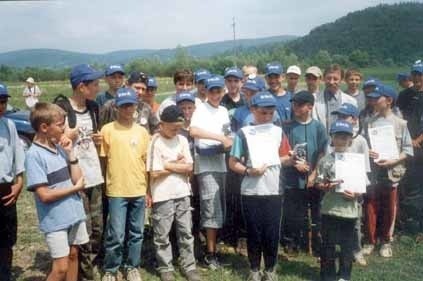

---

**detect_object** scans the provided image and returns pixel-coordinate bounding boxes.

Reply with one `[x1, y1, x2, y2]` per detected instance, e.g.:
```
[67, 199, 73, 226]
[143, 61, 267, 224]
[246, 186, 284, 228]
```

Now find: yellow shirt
[100, 121, 150, 197]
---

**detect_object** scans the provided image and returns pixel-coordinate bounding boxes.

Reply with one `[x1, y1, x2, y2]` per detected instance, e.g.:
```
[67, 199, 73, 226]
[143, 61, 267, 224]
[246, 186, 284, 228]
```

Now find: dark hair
[127, 72, 148, 86]
[324, 64, 344, 79]
[173, 69, 194, 85]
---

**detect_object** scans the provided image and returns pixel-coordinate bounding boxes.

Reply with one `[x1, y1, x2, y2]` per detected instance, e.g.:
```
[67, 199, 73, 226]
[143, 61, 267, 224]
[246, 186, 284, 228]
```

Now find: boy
[190, 75, 232, 269]
[147, 105, 201, 281]
[96, 65, 125, 107]
[221, 66, 245, 116]
[313, 64, 357, 134]
[265, 62, 291, 122]
[397, 73, 413, 90]
[145, 76, 160, 114]
[316, 120, 363, 281]
[0, 83, 25, 281]
[345, 69, 366, 112]
[55, 64, 104, 281]
[100, 88, 150, 281]
[282, 91, 328, 256]
[286, 65, 302, 95]
[362, 85, 413, 258]
[229, 92, 292, 281]
[305, 66, 323, 97]
[26, 102, 88, 281]
[193, 69, 211, 102]
[242, 65, 258, 82]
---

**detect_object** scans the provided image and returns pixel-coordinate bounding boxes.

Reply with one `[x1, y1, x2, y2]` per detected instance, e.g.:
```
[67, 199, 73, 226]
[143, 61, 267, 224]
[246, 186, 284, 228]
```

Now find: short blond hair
[30, 102, 66, 132]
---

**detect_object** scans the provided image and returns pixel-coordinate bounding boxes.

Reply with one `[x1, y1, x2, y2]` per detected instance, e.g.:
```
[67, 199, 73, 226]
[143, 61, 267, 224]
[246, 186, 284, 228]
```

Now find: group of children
[0, 59, 422, 281]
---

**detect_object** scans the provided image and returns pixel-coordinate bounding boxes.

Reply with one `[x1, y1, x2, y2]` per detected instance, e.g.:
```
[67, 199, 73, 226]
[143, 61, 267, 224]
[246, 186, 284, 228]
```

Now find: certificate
[335, 152, 366, 194]
[368, 125, 399, 161]
[243, 124, 281, 168]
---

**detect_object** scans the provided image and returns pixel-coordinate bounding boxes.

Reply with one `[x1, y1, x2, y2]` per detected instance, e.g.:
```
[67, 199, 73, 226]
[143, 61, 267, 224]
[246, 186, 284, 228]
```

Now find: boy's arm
[164, 161, 193, 174]
[34, 179, 85, 204]
[59, 136, 83, 184]
[190, 126, 232, 148]
[2, 173, 24, 206]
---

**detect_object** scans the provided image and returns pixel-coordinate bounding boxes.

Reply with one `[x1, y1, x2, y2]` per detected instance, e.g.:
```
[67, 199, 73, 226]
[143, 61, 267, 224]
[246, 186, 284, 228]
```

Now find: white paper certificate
[243, 124, 281, 168]
[368, 125, 399, 161]
[335, 152, 366, 194]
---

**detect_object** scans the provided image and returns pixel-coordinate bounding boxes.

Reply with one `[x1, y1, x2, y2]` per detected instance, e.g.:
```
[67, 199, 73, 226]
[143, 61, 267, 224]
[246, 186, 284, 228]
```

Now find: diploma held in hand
[369, 125, 399, 162]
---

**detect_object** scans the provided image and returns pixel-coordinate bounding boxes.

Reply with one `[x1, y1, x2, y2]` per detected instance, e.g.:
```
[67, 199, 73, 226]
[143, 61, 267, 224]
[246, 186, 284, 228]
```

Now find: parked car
[5, 104, 34, 151]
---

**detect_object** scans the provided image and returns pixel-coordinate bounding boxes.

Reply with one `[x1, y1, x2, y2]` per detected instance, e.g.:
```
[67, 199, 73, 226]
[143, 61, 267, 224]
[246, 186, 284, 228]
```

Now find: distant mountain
[0, 35, 297, 68]
[286, 3, 423, 64]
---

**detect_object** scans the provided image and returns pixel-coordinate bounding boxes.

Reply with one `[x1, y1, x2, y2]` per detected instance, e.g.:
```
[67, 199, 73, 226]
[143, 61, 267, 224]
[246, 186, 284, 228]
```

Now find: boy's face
[265, 74, 283, 92]
[143, 87, 157, 104]
[372, 96, 392, 113]
[207, 88, 223, 107]
[225, 76, 242, 95]
[251, 107, 275, 124]
[117, 103, 137, 121]
[324, 70, 342, 94]
[292, 101, 312, 117]
[305, 74, 320, 91]
[346, 74, 361, 92]
[243, 88, 257, 104]
[175, 79, 194, 94]
[160, 121, 183, 139]
[43, 115, 66, 143]
[0, 97, 8, 117]
[332, 133, 352, 151]
[129, 82, 147, 100]
[79, 79, 100, 100]
[106, 73, 124, 91]
[412, 72, 423, 91]
[178, 101, 195, 122]
[286, 73, 300, 89]
[196, 81, 207, 97]
[398, 79, 411, 89]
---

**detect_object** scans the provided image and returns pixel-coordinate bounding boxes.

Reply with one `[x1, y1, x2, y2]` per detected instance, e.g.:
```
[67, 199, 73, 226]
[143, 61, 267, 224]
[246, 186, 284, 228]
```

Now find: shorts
[45, 221, 89, 259]
[197, 172, 226, 229]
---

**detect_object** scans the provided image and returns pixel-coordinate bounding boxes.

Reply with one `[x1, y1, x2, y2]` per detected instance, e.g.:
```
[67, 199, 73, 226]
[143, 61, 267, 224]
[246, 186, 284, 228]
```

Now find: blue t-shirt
[282, 119, 328, 189]
[268, 89, 292, 122]
[25, 143, 86, 233]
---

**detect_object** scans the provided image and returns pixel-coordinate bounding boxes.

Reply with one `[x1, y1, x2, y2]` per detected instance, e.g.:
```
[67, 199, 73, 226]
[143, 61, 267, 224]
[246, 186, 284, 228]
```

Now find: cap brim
[242, 85, 260, 92]
[366, 92, 381, 98]
[176, 98, 195, 104]
[224, 74, 243, 79]
[85, 71, 104, 81]
[207, 84, 224, 91]
[331, 130, 353, 135]
[253, 102, 276, 107]
[265, 71, 282, 77]
[0, 94, 11, 98]
[106, 70, 125, 76]
[116, 100, 138, 107]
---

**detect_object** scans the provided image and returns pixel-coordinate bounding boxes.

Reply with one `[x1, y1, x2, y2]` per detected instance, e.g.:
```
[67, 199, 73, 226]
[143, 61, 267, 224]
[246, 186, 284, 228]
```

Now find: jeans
[241, 195, 283, 271]
[103, 196, 145, 273]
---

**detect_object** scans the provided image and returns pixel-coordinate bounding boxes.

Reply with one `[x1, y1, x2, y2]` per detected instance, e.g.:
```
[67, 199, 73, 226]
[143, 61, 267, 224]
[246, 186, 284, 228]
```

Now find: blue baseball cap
[70, 64, 104, 88]
[115, 87, 138, 107]
[362, 77, 381, 89]
[411, 60, 423, 74]
[330, 120, 353, 135]
[105, 64, 125, 76]
[397, 72, 411, 81]
[147, 76, 158, 88]
[265, 62, 283, 76]
[194, 69, 211, 83]
[331, 103, 359, 118]
[366, 85, 397, 102]
[224, 67, 243, 79]
[251, 91, 277, 107]
[176, 91, 195, 104]
[0, 83, 10, 98]
[206, 75, 225, 90]
[242, 77, 261, 92]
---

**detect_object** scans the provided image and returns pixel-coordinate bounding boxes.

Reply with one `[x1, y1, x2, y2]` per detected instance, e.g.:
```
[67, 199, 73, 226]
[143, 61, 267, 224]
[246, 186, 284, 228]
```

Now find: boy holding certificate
[316, 120, 362, 281]
[229, 91, 292, 281]
[362, 85, 413, 258]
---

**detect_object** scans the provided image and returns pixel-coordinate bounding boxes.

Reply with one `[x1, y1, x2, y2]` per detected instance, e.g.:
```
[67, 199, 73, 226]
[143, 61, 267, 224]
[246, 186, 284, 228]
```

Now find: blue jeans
[103, 196, 145, 273]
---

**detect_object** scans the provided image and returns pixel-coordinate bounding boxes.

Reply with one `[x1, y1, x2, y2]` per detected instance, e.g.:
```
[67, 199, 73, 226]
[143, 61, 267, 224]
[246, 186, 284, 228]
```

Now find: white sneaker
[354, 251, 367, 266]
[102, 272, 116, 281]
[379, 243, 393, 258]
[126, 268, 143, 281]
[361, 244, 375, 255]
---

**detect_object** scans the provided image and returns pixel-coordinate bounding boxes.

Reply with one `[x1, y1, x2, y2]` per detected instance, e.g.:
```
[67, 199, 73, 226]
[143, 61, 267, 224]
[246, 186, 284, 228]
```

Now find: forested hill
[286, 2, 423, 64]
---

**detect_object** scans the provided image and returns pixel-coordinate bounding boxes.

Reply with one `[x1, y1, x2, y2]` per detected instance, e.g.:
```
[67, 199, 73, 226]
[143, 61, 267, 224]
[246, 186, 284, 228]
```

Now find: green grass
[13, 189, 423, 281]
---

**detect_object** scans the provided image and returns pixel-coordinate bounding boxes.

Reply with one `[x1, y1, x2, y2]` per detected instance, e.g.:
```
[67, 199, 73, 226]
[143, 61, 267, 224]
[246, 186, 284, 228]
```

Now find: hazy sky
[0, 0, 406, 53]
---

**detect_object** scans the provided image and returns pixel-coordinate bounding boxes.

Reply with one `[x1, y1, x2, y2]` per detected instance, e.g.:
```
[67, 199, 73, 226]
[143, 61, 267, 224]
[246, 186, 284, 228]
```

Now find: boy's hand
[369, 150, 379, 159]
[91, 131, 103, 146]
[294, 161, 310, 173]
[248, 164, 268, 176]
[222, 137, 233, 150]
[307, 170, 317, 188]
[146, 194, 153, 208]
[59, 136, 73, 154]
[65, 126, 79, 142]
[342, 190, 356, 200]
[2, 182, 23, 206]
[74, 177, 85, 191]
[317, 180, 342, 191]
[375, 159, 397, 168]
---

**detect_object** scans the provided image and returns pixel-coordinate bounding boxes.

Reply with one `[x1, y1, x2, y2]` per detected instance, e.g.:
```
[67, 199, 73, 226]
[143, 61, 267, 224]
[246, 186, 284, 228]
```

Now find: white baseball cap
[26, 77, 35, 84]
[305, 66, 323, 78]
[286, 65, 301, 76]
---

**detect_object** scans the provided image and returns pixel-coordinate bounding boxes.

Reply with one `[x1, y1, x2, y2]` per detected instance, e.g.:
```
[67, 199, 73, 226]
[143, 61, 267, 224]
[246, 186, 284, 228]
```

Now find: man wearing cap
[286, 65, 302, 95]
[144, 76, 160, 114]
[305, 66, 323, 97]
[193, 69, 211, 103]
[53, 64, 105, 281]
[22, 77, 42, 108]
[0, 83, 25, 281]
[362, 84, 413, 258]
[265, 62, 292, 122]
[221, 66, 246, 116]
[96, 65, 126, 108]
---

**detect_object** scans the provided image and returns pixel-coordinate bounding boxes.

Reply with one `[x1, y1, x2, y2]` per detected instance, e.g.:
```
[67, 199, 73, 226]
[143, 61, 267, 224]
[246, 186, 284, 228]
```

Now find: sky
[0, 0, 407, 54]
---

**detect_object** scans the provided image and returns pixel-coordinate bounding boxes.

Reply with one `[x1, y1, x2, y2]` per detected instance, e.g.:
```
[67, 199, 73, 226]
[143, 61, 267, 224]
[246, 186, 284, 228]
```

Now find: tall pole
[232, 17, 237, 66]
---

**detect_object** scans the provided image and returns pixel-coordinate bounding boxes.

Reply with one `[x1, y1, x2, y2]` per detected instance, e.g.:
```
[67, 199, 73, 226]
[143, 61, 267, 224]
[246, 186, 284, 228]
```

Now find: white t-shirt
[23, 85, 41, 108]
[72, 110, 104, 188]
[190, 102, 231, 174]
[147, 134, 193, 203]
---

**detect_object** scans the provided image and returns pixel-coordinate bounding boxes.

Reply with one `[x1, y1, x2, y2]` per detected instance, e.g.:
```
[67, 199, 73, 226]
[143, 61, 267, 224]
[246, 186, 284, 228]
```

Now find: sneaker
[101, 272, 116, 281]
[184, 269, 201, 281]
[379, 243, 393, 258]
[361, 244, 375, 256]
[354, 251, 367, 266]
[247, 270, 261, 281]
[263, 270, 278, 281]
[204, 254, 221, 271]
[160, 271, 175, 281]
[126, 268, 142, 281]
